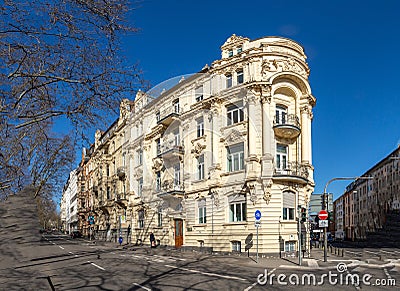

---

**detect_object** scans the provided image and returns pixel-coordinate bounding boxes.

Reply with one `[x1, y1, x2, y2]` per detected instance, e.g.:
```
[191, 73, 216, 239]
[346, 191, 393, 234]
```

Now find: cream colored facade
[77, 34, 316, 255]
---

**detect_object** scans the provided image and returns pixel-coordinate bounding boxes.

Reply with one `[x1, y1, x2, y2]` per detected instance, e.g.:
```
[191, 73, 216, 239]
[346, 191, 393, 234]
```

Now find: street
[5, 233, 399, 290]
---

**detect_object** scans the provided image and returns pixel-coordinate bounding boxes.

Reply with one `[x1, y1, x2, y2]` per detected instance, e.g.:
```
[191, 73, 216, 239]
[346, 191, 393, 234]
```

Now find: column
[260, 85, 273, 178]
[301, 105, 312, 164]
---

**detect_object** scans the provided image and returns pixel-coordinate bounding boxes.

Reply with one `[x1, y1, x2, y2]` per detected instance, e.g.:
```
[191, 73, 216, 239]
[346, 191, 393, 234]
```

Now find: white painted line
[59, 246, 65, 250]
[132, 283, 151, 291]
[383, 268, 392, 279]
[87, 261, 105, 271]
[244, 268, 276, 291]
[165, 264, 246, 281]
[154, 255, 186, 261]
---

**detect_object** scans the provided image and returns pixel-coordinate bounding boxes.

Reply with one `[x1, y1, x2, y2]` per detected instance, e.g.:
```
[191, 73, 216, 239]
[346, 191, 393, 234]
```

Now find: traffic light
[301, 207, 307, 223]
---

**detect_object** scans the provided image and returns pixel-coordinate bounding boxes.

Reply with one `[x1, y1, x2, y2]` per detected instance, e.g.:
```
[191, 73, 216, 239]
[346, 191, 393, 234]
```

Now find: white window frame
[226, 74, 232, 88]
[232, 241, 241, 252]
[229, 195, 246, 222]
[282, 191, 295, 221]
[137, 149, 143, 166]
[174, 164, 181, 187]
[173, 99, 180, 113]
[285, 241, 296, 252]
[197, 118, 204, 137]
[227, 143, 244, 172]
[174, 130, 180, 146]
[197, 154, 205, 180]
[276, 144, 288, 171]
[236, 70, 243, 84]
[276, 105, 287, 125]
[198, 199, 206, 224]
[226, 103, 244, 126]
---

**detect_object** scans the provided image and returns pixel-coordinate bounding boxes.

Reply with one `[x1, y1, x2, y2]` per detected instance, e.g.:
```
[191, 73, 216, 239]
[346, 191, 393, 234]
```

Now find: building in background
[334, 146, 400, 241]
[60, 169, 78, 234]
[65, 34, 317, 255]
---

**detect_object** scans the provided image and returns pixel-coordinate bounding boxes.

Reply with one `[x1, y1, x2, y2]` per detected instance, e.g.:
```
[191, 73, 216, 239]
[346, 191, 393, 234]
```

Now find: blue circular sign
[255, 210, 261, 220]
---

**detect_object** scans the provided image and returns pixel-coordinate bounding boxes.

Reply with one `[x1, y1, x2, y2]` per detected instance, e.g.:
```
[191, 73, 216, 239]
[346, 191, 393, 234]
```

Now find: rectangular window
[226, 103, 244, 126]
[276, 144, 288, 170]
[229, 196, 246, 222]
[228, 50, 233, 57]
[232, 241, 241, 252]
[137, 149, 143, 166]
[226, 74, 232, 88]
[227, 143, 244, 172]
[138, 210, 144, 229]
[174, 130, 180, 146]
[285, 241, 296, 252]
[197, 154, 205, 180]
[198, 199, 206, 224]
[173, 99, 180, 113]
[276, 106, 287, 124]
[195, 86, 203, 102]
[197, 118, 204, 137]
[157, 208, 163, 227]
[237, 70, 243, 84]
[138, 177, 143, 197]
[156, 111, 160, 122]
[237, 47, 242, 54]
[282, 191, 295, 221]
[156, 171, 161, 192]
[174, 164, 181, 187]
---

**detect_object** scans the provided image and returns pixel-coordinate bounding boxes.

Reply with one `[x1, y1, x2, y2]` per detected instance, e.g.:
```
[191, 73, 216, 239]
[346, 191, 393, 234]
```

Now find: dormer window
[237, 47, 242, 54]
[228, 49, 233, 57]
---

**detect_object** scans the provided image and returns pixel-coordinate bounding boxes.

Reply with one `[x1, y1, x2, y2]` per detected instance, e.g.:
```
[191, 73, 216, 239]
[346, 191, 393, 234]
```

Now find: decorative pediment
[221, 34, 250, 50]
[221, 129, 245, 146]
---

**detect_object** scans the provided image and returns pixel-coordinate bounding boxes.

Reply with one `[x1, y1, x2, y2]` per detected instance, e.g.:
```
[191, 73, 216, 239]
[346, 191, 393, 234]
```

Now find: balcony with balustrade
[273, 161, 309, 184]
[273, 114, 301, 139]
[157, 140, 184, 159]
[157, 106, 181, 126]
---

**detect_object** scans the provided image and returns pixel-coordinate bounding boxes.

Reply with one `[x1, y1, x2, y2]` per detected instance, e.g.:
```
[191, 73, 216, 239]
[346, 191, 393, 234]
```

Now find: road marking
[244, 268, 276, 291]
[164, 264, 247, 281]
[132, 283, 151, 290]
[306, 259, 319, 268]
[153, 254, 186, 261]
[87, 261, 105, 271]
[59, 246, 65, 250]
[383, 268, 392, 279]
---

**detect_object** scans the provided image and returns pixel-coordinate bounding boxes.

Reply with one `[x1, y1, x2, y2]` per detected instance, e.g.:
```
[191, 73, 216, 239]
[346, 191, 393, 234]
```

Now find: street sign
[254, 220, 261, 227]
[255, 210, 261, 221]
[318, 210, 328, 220]
[319, 220, 328, 228]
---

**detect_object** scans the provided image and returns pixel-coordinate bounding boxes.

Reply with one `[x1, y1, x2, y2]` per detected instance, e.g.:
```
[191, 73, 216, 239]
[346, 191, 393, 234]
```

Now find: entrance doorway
[174, 219, 183, 248]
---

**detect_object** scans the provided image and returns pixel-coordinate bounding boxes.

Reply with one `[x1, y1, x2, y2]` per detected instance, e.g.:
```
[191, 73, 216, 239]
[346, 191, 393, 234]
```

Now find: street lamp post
[323, 176, 373, 262]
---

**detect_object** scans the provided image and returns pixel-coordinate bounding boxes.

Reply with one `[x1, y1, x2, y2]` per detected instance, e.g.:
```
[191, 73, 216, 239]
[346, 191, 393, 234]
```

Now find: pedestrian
[150, 232, 156, 248]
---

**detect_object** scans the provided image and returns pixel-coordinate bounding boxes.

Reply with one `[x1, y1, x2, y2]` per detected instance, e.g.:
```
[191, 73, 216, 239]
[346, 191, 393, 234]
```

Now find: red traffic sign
[318, 210, 328, 220]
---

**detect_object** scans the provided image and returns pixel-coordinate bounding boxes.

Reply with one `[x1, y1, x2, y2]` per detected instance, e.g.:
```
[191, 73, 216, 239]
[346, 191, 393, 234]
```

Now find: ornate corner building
[71, 34, 316, 255]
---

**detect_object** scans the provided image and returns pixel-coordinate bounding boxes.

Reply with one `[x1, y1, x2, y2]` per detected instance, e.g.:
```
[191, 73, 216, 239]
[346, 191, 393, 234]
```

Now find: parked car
[71, 230, 82, 239]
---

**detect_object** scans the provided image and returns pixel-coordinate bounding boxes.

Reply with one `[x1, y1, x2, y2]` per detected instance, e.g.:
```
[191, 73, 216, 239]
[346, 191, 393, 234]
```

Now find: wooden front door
[174, 219, 183, 248]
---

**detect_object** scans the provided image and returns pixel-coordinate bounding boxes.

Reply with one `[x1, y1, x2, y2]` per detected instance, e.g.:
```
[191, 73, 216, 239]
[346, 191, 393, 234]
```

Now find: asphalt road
[1, 191, 399, 290]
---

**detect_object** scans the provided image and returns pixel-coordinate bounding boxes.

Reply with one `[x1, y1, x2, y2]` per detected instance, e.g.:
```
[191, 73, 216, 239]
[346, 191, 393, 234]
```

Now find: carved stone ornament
[261, 58, 308, 78]
[222, 129, 244, 146]
[262, 180, 273, 204]
[191, 141, 206, 157]
[211, 189, 220, 207]
[247, 183, 257, 205]
[152, 157, 163, 172]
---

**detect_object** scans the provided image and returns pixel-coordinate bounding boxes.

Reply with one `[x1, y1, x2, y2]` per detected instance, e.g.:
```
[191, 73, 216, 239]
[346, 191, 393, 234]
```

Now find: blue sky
[117, 0, 400, 200]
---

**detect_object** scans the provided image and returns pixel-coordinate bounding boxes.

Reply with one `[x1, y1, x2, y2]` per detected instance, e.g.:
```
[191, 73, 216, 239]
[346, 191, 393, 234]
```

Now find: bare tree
[0, 0, 145, 197]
